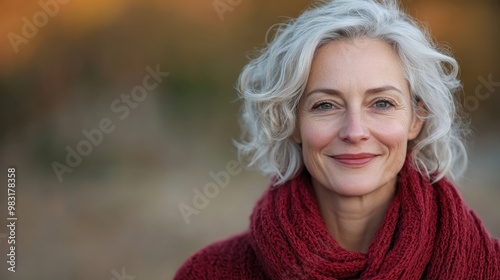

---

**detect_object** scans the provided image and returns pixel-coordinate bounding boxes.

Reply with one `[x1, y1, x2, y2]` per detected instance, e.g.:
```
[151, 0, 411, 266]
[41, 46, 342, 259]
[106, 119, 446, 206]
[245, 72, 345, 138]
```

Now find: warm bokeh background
[0, 0, 499, 279]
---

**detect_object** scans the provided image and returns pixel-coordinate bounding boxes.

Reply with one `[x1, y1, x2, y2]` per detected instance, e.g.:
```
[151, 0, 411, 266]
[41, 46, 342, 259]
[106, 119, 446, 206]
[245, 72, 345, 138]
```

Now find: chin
[317, 169, 390, 197]
[329, 180, 379, 197]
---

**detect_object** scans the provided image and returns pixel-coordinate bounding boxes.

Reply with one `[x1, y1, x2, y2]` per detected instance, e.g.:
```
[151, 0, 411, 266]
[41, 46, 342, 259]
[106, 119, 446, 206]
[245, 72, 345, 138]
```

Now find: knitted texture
[174, 159, 500, 279]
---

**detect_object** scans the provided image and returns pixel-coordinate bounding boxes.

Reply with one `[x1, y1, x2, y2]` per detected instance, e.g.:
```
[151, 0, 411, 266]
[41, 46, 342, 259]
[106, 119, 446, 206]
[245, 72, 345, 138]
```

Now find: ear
[408, 100, 425, 141]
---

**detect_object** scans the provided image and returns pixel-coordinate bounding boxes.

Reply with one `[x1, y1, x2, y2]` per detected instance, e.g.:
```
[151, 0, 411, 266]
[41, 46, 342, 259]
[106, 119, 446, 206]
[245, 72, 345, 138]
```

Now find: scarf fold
[249, 159, 500, 279]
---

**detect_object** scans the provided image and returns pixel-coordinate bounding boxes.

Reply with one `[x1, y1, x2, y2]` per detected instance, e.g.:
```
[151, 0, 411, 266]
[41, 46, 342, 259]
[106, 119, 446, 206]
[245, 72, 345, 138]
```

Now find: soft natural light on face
[294, 38, 423, 197]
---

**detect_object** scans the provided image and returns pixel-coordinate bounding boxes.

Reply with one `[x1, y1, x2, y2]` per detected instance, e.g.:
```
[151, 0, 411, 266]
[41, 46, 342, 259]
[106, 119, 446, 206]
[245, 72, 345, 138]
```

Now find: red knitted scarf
[175, 159, 500, 279]
[250, 160, 500, 279]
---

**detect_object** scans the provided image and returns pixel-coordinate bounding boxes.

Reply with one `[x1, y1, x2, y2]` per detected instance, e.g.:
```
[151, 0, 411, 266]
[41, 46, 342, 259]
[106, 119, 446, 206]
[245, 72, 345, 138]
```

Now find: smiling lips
[331, 153, 377, 167]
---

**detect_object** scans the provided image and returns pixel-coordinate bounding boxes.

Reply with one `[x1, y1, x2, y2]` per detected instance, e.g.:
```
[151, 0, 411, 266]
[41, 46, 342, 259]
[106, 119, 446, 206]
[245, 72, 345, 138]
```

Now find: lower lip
[333, 156, 375, 167]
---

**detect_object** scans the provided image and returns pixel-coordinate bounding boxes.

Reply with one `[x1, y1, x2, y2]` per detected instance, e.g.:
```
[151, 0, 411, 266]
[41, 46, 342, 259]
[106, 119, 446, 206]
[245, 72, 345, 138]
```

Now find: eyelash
[312, 101, 336, 111]
[372, 98, 395, 110]
[311, 98, 396, 111]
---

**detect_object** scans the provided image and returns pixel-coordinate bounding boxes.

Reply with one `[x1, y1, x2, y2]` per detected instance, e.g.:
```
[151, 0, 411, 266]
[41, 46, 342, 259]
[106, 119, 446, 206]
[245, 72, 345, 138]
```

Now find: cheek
[300, 119, 338, 151]
[370, 119, 410, 151]
[298, 114, 414, 153]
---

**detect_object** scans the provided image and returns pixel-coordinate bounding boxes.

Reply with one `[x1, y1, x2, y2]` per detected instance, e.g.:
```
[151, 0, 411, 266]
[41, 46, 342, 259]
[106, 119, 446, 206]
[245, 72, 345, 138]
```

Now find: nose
[338, 110, 370, 143]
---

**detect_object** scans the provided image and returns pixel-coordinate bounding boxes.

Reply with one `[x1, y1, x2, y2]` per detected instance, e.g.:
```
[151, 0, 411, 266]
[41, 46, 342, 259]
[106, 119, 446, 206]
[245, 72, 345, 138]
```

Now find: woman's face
[294, 38, 423, 197]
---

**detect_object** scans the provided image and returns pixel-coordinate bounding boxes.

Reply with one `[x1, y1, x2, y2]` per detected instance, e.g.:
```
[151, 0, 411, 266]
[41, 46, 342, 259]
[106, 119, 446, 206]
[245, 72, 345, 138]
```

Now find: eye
[372, 99, 394, 110]
[312, 102, 336, 111]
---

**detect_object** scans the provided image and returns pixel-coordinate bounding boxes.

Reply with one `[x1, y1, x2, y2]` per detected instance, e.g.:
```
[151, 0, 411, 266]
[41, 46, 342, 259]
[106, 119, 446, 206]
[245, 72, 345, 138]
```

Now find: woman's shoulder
[173, 230, 265, 279]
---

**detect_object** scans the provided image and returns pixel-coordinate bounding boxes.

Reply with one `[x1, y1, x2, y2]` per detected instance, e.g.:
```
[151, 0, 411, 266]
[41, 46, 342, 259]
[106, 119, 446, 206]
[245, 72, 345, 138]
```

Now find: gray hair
[235, 0, 468, 185]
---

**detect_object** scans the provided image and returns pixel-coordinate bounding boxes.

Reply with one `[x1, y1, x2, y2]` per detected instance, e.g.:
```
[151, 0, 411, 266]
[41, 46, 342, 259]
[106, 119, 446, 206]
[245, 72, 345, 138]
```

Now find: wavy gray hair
[235, 0, 468, 185]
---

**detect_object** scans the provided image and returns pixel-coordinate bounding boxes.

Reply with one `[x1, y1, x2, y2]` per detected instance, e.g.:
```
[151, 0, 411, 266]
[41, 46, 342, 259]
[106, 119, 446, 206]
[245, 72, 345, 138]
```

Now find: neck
[313, 178, 396, 253]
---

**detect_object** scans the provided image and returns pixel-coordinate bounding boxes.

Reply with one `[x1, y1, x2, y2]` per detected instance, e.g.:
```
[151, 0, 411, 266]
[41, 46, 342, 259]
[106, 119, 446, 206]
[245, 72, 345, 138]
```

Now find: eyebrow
[307, 85, 402, 97]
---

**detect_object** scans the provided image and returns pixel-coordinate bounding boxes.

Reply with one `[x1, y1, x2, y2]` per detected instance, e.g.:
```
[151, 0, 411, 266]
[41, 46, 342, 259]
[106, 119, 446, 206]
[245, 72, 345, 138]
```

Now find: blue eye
[373, 100, 393, 109]
[313, 102, 335, 110]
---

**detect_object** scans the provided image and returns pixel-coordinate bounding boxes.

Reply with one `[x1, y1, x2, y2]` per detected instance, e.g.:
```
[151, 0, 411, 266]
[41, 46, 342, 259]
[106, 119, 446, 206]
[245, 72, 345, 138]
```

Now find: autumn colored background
[0, 0, 499, 279]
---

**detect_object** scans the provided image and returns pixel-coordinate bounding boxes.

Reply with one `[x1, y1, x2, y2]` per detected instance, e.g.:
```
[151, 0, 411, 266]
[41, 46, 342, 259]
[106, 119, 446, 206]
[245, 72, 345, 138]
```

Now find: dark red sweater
[175, 231, 266, 279]
[175, 160, 500, 279]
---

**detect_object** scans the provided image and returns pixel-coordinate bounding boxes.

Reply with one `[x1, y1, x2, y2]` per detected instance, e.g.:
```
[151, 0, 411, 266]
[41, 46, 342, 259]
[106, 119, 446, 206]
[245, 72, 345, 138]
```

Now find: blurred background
[0, 0, 499, 279]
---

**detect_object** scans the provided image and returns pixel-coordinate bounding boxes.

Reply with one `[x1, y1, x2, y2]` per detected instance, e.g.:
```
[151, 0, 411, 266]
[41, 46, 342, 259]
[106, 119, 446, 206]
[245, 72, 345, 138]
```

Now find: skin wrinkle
[293, 38, 424, 253]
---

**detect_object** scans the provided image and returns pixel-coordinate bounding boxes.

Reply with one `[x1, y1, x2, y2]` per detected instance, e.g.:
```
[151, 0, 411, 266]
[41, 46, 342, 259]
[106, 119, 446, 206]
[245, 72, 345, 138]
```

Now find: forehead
[306, 38, 407, 92]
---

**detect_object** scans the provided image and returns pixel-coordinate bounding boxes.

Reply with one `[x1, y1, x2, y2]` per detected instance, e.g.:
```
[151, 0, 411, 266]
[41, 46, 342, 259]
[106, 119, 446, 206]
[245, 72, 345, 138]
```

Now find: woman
[175, 0, 500, 279]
